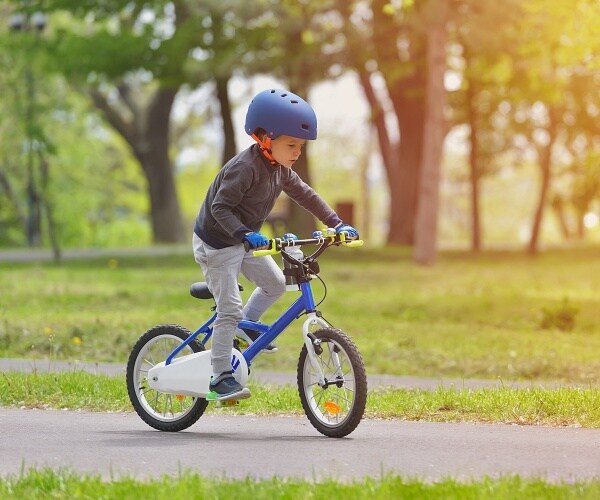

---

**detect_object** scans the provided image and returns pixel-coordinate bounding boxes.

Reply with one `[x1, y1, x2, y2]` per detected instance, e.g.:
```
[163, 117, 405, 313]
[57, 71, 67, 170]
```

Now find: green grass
[2, 248, 599, 495]
[1, 245, 600, 383]
[2, 371, 600, 427]
[1, 468, 600, 499]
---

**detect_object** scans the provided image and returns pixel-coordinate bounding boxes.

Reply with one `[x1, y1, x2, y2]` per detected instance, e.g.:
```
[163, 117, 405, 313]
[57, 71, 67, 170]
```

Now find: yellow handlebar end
[253, 248, 280, 257]
[343, 239, 364, 248]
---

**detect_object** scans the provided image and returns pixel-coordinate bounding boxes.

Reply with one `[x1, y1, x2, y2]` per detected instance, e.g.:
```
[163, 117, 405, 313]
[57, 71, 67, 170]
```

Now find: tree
[11, 0, 274, 243]
[0, 8, 61, 257]
[18, 0, 190, 242]
[453, 0, 523, 251]
[413, 0, 449, 265]
[507, 0, 600, 254]
[345, 0, 428, 246]
[243, 0, 351, 236]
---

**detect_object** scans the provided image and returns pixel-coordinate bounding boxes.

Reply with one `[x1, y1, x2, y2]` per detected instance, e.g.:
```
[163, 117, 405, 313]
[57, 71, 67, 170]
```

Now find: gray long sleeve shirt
[194, 144, 341, 249]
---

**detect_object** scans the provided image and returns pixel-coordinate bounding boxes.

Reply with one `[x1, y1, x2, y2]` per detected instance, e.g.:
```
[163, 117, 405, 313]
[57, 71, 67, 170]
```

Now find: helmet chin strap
[251, 133, 278, 166]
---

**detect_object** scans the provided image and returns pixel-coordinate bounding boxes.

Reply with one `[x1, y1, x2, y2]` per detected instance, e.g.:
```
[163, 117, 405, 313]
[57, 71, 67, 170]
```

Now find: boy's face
[270, 135, 306, 168]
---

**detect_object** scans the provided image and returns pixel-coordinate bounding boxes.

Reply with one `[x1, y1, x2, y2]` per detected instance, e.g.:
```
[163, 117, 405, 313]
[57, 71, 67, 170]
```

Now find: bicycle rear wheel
[297, 327, 367, 438]
[126, 324, 208, 432]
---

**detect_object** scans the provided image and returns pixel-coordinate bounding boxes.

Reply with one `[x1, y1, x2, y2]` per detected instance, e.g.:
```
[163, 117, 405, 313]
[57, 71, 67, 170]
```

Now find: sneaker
[209, 371, 251, 401]
[242, 328, 278, 353]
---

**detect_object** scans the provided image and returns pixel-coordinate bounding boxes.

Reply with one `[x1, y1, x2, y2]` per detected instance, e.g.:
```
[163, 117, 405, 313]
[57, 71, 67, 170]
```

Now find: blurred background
[0, 0, 598, 265]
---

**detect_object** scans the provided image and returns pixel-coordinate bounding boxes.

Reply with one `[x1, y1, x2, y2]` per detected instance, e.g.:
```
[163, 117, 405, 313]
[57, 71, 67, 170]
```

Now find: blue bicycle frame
[163, 233, 363, 369]
[165, 280, 317, 368]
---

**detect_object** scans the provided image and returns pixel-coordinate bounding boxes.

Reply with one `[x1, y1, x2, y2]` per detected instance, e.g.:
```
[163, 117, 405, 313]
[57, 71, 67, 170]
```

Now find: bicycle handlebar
[251, 231, 363, 257]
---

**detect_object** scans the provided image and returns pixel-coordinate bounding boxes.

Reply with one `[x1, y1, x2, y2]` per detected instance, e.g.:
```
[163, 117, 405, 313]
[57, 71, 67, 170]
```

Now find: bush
[539, 299, 579, 332]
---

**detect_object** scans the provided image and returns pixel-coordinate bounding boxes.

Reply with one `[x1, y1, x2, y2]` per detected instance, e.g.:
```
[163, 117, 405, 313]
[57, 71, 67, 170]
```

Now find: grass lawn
[1, 246, 600, 495]
[1, 245, 598, 383]
[2, 468, 600, 499]
[2, 371, 600, 427]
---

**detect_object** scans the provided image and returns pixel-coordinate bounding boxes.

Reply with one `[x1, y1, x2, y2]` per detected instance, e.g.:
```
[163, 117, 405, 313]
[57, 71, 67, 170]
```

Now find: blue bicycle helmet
[245, 89, 317, 140]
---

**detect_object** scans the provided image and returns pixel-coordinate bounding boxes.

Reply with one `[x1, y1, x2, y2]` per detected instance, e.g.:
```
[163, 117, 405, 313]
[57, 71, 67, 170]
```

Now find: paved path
[1, 408, 599, 482]
[0, 245, 190, 263]
[2, 358, 599, 482]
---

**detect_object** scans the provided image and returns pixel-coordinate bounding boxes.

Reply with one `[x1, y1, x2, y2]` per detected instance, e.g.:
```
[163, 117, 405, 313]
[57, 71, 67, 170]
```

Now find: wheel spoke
[298, 328, 366, 437]
[127, 326, 209, 432]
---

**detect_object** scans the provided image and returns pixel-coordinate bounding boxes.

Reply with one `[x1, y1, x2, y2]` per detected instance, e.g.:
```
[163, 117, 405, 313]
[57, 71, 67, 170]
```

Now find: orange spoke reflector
[176, 395, 186, 401]
[324, 401, 340, 414]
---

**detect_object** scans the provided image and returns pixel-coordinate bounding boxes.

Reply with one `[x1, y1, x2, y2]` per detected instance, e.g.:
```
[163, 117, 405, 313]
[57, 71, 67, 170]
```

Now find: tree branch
[88, 88, 135, 146]
[0, 167, 27, 226]
[117, 82, 139, 120]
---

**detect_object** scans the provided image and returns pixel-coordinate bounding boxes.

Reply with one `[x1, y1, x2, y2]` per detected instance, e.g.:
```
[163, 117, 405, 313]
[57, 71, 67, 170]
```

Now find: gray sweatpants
[192, 233, 286, 375]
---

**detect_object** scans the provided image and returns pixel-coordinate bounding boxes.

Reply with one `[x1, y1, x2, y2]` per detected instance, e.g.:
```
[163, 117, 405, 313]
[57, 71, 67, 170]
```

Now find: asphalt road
[1, 408, 599, 482]
[2, 358, 598, 482]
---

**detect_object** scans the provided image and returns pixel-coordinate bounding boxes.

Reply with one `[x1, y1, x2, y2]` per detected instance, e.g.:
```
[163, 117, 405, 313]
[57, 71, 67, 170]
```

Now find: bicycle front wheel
[297, 327, 367, 438]
[126, 324, 209, 432]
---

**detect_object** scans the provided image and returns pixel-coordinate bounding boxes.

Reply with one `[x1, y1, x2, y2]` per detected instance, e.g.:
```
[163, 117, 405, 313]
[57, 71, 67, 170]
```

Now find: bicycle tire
[297, 327, 367, 438]
[126, 324, 209, 432]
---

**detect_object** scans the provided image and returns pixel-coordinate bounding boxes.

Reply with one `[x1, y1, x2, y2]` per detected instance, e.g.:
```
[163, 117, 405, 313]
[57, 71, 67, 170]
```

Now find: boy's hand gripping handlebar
[249, 230, 363, 257]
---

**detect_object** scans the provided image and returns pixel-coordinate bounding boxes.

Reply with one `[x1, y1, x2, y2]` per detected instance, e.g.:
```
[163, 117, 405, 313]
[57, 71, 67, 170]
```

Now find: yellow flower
[72, 336, 82, 346]
[44, 326, 53, 336]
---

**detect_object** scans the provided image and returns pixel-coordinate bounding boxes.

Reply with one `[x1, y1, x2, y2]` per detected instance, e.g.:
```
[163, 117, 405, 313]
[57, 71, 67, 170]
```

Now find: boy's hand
[243, 231, 269, 250]
[335, 223, 359, 240]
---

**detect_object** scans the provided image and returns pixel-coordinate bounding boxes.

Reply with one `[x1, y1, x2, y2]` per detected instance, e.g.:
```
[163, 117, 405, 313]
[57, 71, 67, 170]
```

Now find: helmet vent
[301, 123, 309, 130]
[281, 93, 288, 97]
[291, 100, 298, 104]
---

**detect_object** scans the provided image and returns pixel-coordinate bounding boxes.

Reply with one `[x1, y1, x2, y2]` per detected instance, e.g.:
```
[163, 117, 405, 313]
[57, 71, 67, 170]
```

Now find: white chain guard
[148, 348, 248, 398]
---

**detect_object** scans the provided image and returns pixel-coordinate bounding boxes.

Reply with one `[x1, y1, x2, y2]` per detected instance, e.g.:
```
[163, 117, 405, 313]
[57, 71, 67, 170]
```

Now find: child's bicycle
[126, 229, 367, 438]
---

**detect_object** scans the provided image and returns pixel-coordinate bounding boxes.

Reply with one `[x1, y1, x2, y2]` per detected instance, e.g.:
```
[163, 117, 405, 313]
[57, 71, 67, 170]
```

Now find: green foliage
[539, 299, 579, 332]
[1, 0, 599, 250]
[0, 5, 152, 249]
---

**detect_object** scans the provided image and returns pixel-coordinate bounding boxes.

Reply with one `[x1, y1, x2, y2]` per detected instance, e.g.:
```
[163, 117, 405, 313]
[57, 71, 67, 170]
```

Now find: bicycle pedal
[234, 336, 250, 350]
[215, 399, 240, 408]
[206, 389, 250, 403]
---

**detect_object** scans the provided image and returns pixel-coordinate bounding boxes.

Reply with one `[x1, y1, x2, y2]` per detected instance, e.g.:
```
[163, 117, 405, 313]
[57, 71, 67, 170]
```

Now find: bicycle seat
[190, 282, 244, 300]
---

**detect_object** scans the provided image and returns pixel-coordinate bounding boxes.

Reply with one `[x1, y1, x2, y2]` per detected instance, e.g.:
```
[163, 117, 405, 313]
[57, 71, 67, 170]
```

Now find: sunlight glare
[583, 212, 599, 229]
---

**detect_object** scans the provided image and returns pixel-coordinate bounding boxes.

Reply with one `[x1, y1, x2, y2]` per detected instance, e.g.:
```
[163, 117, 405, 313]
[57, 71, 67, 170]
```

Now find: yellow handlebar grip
[342, 239, 364, 248]
[253, 247, 280, 257]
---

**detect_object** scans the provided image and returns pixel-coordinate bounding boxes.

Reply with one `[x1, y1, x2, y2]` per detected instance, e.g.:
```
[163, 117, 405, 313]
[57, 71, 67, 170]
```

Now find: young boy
[193, 88, 358, 401]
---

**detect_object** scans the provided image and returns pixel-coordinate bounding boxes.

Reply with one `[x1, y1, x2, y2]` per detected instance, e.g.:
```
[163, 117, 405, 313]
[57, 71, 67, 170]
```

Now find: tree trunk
[135, 88, 184, 243]
[287, 145, 317, 237]
[360, 128, 373, 240]
[215, 75, 237, 164]
[414, 2, 448, 265]
[371, 0, 427, 246]
[91, 85, 185, 244]
[394, 99, 425, 246]
[356, 69, 398, 242]
[356, 62, 426, 247]
[527, 107, 557, 255]
[39, 153, 61, 263]
[287, 82, 316, 237]
[466, 79, 482, 251]
[550, 195, 571, 240]
[0, 168, 27, 229]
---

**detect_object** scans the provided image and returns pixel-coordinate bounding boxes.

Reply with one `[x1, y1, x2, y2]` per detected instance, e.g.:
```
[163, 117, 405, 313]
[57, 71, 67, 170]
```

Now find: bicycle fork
[301, 313, 330, 387]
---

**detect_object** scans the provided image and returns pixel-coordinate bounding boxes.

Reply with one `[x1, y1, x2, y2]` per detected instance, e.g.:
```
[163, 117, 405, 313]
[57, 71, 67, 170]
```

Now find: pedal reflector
[216, 399, 240, 408]
[324, 401, 340, 414]
[176, 395, 186, 401]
